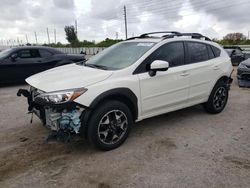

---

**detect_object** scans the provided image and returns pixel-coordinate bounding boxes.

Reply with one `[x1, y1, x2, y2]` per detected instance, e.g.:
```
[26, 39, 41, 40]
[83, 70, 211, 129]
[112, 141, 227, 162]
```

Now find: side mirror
[149, 60, 169, 77]
[10, 54, 18, 61]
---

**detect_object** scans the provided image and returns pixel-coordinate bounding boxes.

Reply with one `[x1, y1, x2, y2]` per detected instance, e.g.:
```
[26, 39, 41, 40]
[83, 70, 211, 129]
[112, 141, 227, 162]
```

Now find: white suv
[18, 32, 233, 150]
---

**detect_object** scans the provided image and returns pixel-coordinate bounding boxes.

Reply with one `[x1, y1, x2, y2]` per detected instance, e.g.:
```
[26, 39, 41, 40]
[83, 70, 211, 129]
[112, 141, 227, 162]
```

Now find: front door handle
[180, 71, 189, 76]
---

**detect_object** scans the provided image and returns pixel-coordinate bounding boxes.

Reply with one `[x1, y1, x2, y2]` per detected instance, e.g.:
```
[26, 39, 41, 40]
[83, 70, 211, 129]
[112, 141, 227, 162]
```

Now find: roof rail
[126, 31, 181, 40]
[126, 31, 211, 41]
[140, 31, 181, 38]
[177, 33, 211, 41]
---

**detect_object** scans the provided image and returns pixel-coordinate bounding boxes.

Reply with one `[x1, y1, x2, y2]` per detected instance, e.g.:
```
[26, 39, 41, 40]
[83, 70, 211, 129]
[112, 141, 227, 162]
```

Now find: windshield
[0, 48, 14, 59]
[85, 42, 155, 70]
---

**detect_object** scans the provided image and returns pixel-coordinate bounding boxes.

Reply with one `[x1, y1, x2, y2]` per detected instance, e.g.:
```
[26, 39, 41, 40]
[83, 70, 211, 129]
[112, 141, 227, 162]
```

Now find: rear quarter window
[211, 46, 221, 57]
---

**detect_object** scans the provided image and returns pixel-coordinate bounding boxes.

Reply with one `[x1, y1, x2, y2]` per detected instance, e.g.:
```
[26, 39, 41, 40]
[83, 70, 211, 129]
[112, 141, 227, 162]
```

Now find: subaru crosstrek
[18, 32, 233, 150]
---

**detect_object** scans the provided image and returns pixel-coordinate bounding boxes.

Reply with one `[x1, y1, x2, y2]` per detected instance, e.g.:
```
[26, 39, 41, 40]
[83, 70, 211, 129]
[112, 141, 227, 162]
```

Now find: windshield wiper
[85, 63, 110, 70]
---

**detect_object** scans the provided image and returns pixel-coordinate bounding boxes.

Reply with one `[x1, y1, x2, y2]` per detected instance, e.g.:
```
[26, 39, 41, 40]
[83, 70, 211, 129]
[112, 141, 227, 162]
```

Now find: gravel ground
[0, 70, 249, 188]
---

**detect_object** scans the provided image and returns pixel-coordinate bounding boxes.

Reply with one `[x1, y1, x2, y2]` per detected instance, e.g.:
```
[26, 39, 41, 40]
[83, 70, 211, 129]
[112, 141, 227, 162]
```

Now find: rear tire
[87, 100, 133, 150]
[203, 80, 229, 114]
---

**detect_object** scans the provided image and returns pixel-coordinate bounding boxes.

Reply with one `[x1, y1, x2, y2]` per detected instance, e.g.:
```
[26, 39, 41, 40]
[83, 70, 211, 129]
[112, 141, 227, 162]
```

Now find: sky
[0, 0, 249, 45]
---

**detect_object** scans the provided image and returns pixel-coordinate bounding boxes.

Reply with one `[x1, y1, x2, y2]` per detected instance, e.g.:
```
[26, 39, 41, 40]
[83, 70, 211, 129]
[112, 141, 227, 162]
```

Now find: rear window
[39, 49, 53, 57]
[211, 46, 221, 57]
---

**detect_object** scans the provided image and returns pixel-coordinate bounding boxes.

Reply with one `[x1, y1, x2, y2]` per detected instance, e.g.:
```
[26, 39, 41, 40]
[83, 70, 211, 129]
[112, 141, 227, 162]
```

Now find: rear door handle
[180, 71, 189, 77]
[213, 65, 219, 70]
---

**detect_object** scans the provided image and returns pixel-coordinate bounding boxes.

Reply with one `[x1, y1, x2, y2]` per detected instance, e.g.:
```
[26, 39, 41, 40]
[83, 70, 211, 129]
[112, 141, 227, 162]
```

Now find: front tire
[87, 100, 133, 150]
[203, 81, 229, 114]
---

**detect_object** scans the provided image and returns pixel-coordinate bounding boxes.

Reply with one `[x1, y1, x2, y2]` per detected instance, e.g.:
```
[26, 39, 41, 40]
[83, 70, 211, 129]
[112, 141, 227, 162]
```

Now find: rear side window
[211, 46, 221, 57]
[186, 42, 209, 63]
[39, 49, 53, 58]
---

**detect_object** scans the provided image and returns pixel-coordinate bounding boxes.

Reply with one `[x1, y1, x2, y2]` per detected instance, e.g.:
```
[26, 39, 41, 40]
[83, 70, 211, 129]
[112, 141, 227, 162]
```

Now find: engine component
[45, 107, 84, 133]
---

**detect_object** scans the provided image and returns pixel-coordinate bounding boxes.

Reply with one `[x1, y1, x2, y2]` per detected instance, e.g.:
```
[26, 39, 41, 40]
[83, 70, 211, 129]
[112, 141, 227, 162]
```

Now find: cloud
[0, 0, 249, 45]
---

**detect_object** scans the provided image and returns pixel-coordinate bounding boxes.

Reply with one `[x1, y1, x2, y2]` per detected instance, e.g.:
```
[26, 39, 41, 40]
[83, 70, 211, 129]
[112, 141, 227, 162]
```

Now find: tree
[96, 38, 123, 47]
[64, 25, 79, 46]
[223, 33, 246, 41]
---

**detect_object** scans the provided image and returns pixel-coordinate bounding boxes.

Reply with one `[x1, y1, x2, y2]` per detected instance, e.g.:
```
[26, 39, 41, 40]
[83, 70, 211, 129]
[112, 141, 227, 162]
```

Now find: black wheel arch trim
[80, 88, 138, 139]
[89, 88, 138, 120]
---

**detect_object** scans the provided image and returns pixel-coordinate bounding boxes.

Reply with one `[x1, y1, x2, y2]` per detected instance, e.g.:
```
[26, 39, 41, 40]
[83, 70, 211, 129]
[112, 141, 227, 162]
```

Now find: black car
[237, 58, 250, 87]
[224, 48, 246, 66]
[0, 46, 85, 84]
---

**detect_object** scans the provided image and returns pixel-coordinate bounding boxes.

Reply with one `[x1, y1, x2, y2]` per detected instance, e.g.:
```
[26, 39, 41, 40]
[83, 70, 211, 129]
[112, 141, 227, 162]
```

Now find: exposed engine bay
[17, 87, 85, 141]
[44, 107, 84, 133]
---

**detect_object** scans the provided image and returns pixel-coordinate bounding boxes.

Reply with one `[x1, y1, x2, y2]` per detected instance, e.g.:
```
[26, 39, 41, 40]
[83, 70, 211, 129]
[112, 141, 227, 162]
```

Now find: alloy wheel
[98, 110, 128, 145]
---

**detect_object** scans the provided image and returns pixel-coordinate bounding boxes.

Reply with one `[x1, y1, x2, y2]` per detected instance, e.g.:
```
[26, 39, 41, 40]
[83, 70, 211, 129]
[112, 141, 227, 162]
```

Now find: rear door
[184, 41, 220, 105]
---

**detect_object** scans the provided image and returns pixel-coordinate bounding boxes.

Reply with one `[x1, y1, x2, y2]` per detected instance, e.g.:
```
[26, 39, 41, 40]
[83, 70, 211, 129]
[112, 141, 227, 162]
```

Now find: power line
[125, 0, 248, 18]
[125, 0, 249, 23]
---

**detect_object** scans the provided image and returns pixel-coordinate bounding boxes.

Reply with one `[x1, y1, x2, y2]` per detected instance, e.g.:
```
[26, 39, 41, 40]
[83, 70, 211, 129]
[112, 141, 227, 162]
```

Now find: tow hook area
[17, 89, 30, 97]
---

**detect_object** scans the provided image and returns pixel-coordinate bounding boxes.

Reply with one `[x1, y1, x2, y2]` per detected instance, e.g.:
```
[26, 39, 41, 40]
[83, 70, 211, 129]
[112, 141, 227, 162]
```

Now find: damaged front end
[17, 87, 87, 141]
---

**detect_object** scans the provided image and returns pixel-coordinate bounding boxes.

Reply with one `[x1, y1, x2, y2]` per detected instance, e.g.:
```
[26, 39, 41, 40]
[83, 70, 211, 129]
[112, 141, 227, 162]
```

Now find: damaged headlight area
[33, 88, 87, 134]
[36, 88, 87, 104]
[18, 87, 87, 140]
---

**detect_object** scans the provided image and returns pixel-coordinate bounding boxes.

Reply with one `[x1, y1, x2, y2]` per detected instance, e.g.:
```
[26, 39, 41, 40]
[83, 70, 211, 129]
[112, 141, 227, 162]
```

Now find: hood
[241, 58, 250, 66]
[26, 64, 113, 92]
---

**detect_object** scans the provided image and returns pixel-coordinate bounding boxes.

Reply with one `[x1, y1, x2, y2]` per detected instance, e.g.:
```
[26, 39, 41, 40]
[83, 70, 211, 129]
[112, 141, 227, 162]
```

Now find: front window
[85, 42, 155, 70]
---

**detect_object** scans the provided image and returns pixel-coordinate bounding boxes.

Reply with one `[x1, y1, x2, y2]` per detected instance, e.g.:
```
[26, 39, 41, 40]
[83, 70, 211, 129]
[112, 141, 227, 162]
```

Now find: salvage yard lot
[0, 70, 250, 188]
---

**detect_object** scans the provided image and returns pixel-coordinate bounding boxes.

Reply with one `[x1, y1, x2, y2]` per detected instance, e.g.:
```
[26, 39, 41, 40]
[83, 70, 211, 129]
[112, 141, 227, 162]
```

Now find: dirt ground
[0, 71, 249, 188]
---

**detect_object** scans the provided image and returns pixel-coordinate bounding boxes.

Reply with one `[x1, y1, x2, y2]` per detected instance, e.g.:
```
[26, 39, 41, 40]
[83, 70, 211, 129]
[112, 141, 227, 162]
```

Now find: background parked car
[224, 47, 246, 66]
[0, 46, 85, 84]
[237, 58, 250, 87]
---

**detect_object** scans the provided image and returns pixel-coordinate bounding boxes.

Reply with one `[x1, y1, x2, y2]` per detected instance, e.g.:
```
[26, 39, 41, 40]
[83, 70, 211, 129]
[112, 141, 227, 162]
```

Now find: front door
[137, 42, 190, 118]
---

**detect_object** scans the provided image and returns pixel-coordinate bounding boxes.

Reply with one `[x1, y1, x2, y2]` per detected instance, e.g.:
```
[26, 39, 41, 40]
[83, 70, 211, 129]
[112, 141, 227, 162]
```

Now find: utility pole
[124, 5, 128, 39]
[75, 20, 78, 38]
[34, 32, 38, 44]
[46, 27, 50, 44]
[248, 31, 250, 40]
[54, 29, 57, 44]
[25, 34, 29, 44]
[116, 32, 118, 40]
[17, 37, 20, 45]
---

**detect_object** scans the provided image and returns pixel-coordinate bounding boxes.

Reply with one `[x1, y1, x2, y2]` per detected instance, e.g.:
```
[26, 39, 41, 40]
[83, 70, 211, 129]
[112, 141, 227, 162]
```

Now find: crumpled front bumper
[17, 88, 85, 134]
